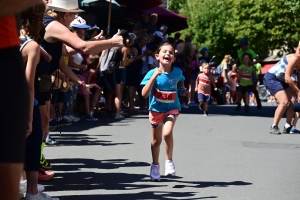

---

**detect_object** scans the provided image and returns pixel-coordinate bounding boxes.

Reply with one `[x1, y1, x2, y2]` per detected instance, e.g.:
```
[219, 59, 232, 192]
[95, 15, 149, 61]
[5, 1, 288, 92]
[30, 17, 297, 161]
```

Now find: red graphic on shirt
[199, 77, 210, 85]
[242, 74, 251, 79]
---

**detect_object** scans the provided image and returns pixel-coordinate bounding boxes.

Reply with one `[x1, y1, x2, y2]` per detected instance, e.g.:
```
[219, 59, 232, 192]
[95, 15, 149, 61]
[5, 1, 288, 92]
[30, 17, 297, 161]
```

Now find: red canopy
[262, 64, 274, 74]
[143, 7, 188, 33]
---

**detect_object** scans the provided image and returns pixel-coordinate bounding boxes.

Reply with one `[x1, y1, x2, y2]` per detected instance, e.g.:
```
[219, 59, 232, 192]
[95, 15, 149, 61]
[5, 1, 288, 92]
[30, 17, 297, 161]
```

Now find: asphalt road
[43, 103, 300, 200]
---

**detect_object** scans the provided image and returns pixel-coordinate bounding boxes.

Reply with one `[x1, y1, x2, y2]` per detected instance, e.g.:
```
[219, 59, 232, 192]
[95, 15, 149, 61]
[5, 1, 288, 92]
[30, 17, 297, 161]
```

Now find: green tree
[168, 0, 186, 13]
[170, 0, 300, 62]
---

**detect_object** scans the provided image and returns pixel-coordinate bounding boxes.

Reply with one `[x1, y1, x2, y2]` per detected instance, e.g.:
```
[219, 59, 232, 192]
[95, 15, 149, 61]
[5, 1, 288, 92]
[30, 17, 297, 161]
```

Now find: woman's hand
[110, 29, 123, 47]
[26, 121, 32, 137]
[83, 83, 101, 94]
[94, 30, 105, 40]
[153, 67, 163, 78]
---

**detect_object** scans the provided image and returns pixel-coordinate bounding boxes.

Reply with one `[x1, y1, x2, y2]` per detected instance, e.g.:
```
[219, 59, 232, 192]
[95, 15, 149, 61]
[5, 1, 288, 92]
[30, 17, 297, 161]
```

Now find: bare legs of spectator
[105, 89, 115, 113]
[128, 86, 138, 112]
[0, 163, 23, 200]
[188, 78, 196, 104]
[292, 112, 300, 130]
[115, 84, 124, 118]
[83, 95, 91, 116]
[273, 88, 295, 126]
[90, 88, 102, 114]
[252, 81, 262, 109]
[26, 171, 38, 195]
[39, 101, 50, 141]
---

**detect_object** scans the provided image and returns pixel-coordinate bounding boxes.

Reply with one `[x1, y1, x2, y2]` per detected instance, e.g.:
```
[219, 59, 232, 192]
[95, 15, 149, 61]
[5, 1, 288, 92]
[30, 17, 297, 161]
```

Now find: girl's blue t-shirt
[141, 67, 185, 112]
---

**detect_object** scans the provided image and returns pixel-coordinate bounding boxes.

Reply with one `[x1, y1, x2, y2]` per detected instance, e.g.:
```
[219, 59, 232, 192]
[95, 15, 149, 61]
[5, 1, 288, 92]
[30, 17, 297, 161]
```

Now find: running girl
[195, 62, 217, 116]
[141, 42, 190, 181]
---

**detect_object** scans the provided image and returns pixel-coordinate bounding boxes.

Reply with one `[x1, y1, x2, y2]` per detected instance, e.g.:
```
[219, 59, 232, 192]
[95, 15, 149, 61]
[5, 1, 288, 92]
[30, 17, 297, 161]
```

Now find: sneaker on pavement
[269, 125, 281, 135]
[289, 127, 300, 134]
[20, 181, 45, 194]
[115, 114, 124, 119]
[39, 168, 54, 176]
[40, 155, 52, 170]
[45, 137, 58, 145]
[150, 164, 160, 181]
[38, 169, 53, 181]
[59, 118, 72, 126]
[282, 125, 292, 134]
[86, 115, 98, 121]
[199, 103, 203, 110]
[165, 160, 176, 176]
[181, 103, 189, 109]
[203, 111, 208, 116]
[68, 115, 80, 122]
[25, 192, 59, 200]
[62, 115, 74, 123]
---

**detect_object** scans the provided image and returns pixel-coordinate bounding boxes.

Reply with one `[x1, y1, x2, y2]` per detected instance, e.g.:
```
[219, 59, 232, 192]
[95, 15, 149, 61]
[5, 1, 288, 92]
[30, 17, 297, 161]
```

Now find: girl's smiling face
[156, 44, 175, 66]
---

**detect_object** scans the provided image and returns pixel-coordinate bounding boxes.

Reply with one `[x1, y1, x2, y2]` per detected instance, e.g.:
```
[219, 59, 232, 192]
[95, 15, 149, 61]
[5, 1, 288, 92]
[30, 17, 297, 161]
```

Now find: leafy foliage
[169, 0, 300, 61]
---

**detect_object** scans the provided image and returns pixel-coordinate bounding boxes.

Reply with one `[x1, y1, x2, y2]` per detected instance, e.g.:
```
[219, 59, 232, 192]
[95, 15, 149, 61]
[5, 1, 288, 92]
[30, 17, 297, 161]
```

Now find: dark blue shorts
[240, 85, 252, 95]
[24, 105, 43, 171]
[51, 89, 66, 104]
[264, 72, 289, 95]
[198, 93, 211, 103]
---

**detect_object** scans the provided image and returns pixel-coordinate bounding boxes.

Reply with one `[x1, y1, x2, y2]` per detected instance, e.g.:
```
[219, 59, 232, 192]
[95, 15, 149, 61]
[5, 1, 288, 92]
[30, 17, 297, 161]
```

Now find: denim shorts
[198, 93, 211, 103]
[264, 72, 289, 95]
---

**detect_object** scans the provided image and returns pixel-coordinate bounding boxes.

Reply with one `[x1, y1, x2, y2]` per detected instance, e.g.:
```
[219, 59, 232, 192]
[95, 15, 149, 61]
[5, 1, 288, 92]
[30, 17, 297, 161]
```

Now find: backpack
[100, 47, 122, 74]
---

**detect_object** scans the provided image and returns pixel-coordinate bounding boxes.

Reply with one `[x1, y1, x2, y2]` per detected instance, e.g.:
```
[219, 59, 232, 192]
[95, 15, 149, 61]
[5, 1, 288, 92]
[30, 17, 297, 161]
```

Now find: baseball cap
[70, 16, 91, 29]
[239, 38, 248, 46]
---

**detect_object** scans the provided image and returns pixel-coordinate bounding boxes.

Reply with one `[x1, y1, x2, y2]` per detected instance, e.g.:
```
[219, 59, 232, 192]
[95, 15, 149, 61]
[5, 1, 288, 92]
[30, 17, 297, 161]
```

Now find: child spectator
[78, 54, 100, 121]
[237, 53, 256, 113]
[195, 62, 217, 116]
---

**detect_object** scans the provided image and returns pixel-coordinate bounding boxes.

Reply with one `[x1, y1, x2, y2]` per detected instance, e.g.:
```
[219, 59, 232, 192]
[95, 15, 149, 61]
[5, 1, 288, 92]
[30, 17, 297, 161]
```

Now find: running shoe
[20, 180, 45, 194]
[115, 114, 124, 119]
[45, 137, 58, 145]
[25, 192, 60, 200]
[40, 155, 52, 170]
[289, 127, 300, 134]
[199, 103, 204, 110]
[181, 103, 189, 109]
[150, 164, 160, 181]
[39, 168, 54, 176]
[165, 160, 176, 176]
[86, 115, 98, 121]
[282, 125, 292, 134]
[62, 115, 74, 123]
[203, 111, 208, 116]
[68, 115, 80, 122]
[269, 125, 281, 135]
[38, 169, 53, 181]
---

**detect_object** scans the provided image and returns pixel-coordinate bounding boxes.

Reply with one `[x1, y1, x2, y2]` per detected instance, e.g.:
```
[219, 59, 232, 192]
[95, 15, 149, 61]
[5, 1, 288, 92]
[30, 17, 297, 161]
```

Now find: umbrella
[144, 6, 188, 33]
[80, 0, 120, 35]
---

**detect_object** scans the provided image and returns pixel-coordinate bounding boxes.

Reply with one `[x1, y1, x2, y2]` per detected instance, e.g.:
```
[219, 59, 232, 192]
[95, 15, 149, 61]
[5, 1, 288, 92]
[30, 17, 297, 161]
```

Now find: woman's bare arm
[46, 22, 123, 55]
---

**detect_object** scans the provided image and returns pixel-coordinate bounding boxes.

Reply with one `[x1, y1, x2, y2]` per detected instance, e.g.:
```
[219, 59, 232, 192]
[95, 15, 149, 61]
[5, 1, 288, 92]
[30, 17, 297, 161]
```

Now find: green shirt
[237, 48, 258, 64]
[239, 64, 254, 86]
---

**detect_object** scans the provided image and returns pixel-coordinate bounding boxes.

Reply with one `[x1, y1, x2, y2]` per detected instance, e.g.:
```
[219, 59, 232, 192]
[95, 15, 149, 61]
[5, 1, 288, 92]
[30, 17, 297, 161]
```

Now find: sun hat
[70, 16, 90, 29]
[48, 0, 84, 13]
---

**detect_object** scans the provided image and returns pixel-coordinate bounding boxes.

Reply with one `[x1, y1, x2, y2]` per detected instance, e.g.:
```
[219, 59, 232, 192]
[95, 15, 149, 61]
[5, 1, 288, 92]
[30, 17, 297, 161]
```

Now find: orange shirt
[0, 16, 20, 49]
[197, 73, 214, 96]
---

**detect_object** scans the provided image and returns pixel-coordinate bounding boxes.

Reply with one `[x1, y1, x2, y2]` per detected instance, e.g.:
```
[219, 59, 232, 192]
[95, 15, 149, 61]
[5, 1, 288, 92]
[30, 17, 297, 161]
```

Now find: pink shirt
[197, 73, 214, 96]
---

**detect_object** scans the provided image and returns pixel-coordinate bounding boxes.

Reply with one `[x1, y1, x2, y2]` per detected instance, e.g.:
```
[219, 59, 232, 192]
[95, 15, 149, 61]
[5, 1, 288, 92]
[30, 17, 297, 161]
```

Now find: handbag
[38, 74, 52, 92]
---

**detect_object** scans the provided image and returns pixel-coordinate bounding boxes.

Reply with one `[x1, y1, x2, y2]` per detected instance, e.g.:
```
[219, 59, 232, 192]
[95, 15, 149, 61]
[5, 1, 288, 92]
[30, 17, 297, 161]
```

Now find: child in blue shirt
[141, 42, 190, 181]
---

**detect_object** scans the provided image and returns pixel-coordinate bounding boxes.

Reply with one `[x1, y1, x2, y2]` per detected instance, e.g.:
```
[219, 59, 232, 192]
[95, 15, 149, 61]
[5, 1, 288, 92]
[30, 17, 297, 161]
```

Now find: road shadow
[43, 158, 252, 200]
[181, 104, 276, 118]
[47, 133, 132, 147]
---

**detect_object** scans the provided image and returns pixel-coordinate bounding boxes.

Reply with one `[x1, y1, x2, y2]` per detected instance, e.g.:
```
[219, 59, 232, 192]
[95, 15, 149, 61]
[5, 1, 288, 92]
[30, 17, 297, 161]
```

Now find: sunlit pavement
[44, 103, 300, 199]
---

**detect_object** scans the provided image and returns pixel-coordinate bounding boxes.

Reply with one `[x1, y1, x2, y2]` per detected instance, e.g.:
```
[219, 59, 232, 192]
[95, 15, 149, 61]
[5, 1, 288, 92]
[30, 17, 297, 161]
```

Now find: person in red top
[195, 62, 218, 116]
[0, 0, 43, 199]
[228, 64, 240, 104]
